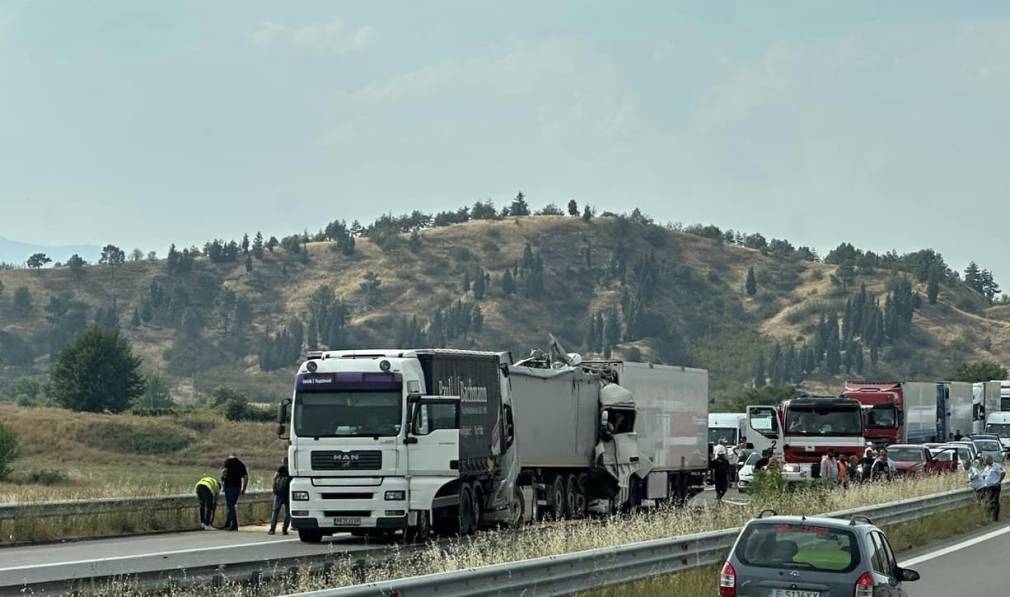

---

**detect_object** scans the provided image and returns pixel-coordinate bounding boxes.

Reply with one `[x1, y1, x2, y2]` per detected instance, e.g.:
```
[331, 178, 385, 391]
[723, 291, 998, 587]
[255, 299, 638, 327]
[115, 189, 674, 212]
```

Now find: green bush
[14, 468, 70, 486]
[0, 424, 20, 480]
[78, 422, 193, 455]
[222, 397, 274, 422]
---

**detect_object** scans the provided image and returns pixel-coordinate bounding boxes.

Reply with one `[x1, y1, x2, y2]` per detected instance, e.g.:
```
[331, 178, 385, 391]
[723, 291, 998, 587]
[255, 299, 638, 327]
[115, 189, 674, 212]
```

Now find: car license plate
[771, 591, 820, 597]
[333, 517, 361, 526]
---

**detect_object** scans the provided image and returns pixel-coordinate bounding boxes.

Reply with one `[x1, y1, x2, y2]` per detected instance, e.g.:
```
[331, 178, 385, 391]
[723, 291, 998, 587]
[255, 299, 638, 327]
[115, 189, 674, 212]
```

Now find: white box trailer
[974, 381, 1001, 435]
[945, 381, 974, 441]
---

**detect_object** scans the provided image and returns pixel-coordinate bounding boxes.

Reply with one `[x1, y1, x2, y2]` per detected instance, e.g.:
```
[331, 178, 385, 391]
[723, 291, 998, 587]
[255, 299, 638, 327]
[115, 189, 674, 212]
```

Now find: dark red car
[887, 444, 959, 476]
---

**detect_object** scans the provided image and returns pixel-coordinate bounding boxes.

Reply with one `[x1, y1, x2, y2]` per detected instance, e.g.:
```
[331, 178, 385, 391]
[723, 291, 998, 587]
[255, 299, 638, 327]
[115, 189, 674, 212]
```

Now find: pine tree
[745, 266, 758, 296]
[754, 353, 767, 388]
[252, 232, 264, 259]
[567, 199, 579, 216]
[927, 273, 940, 305]
[854, 342, 865, 375]
[502, 269, 515, 296]
[965, 261, 982, 294]
[245, 255, 253, 273]
[769, 343, 783, 385]
[463, 271, 471, 293]
[241, 233, 250, 254]
[825, 324, 841, 374]
[581, 205, 593, 222]
[870, 344, 880, 373]
[141, 300, 154, 324]
[842, 341, 853, 373]
[473, 268, 486, 300]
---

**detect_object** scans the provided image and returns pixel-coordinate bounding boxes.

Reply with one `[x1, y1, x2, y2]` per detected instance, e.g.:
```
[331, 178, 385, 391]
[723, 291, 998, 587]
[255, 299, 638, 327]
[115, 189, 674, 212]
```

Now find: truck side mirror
[277, 398, 291, 439]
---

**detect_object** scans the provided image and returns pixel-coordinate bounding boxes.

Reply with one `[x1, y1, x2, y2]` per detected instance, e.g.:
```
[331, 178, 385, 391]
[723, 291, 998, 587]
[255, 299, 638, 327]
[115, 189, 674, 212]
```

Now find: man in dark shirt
[711, 451, 731, 501]
[269, 456, 291, 535]
[220, 453, 248, 531]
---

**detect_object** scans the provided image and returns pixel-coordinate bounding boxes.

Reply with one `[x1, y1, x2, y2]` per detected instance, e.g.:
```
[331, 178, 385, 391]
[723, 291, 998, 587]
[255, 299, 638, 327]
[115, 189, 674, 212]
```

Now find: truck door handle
[404, 437, 418, 445]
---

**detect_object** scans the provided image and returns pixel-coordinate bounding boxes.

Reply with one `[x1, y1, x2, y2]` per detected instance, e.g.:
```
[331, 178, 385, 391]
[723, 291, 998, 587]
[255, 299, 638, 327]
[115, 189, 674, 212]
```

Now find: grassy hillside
[0, 404, 282, 502]
[0, 214, 1006, 410]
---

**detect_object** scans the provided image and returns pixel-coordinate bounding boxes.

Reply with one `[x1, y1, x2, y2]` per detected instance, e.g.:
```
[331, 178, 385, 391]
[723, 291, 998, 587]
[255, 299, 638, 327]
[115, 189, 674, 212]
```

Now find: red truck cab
[843, 381, 903, 448]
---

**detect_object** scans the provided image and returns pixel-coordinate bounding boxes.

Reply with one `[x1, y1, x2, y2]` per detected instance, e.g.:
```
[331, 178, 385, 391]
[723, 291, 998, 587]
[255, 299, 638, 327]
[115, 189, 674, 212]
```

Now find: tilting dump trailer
[509, 349, 709, 517]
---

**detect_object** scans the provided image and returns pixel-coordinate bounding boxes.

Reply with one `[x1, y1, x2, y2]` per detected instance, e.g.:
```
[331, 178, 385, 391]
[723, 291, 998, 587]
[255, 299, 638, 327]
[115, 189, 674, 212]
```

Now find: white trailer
[974, 381, 1002, 436]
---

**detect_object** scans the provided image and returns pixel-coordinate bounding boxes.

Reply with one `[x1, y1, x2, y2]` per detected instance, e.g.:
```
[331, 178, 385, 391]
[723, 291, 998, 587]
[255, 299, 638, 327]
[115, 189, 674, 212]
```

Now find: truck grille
[311, 450, 382, 471]
[323, 510, 371, 517]
[321, 492, 374, 500]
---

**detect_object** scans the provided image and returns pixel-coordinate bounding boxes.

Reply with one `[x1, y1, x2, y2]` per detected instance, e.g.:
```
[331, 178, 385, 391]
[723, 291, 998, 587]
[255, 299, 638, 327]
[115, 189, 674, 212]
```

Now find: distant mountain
[0, 236, 101, 267]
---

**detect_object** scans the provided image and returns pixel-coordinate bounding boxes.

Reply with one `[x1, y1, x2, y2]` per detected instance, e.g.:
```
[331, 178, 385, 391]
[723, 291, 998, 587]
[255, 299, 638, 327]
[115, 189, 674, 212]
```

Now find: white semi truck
[278, 343, 709, 542]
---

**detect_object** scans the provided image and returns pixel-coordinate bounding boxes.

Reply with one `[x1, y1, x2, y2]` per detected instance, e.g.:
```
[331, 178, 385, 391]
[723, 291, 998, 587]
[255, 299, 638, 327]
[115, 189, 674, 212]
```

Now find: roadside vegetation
[81, 473, 969, 596]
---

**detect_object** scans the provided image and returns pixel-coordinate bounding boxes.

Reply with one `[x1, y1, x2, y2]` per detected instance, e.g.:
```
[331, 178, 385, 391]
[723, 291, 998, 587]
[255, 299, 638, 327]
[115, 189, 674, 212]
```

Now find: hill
[0, 211, 1007, 409]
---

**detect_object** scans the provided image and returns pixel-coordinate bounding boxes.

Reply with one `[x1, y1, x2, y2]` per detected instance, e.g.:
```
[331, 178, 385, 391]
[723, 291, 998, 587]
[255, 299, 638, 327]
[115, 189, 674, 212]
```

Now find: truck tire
[458, 483, 475, 536]
[507, 486, 525, 527]
[406, 510, 430, 543]
[549, 476, 567, 520]
[470, 485, 484, 532]
[298, 529, 324, 543]
[565, 474, 586, 519]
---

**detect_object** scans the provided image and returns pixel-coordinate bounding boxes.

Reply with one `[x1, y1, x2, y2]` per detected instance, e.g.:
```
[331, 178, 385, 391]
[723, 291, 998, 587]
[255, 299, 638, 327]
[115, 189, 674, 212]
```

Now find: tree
[509, 191, 530, 216]
[241, 233, 250, 254]
[147, 251, 158, 261]
[745, 266, 758, 296]
[141, 372, 173, 409]
[12, 287, 32, 318]
[927, 271, 940, 305]
[360, 272, 382, 307]
[49, 327, 145, 413]
[141, 300, 154, 324]
[462, 271, 471, 293]
[0, 424, 18, 481]
[267, 236, 279, 253]
[130, 248, 144, 262]
[26, 253, 51, 272]
[950, 361, 1009, 383]
[67, 254, 86, 280]
[130, 308, 141, 327]
[502, 269, 515, 296]
[581, 205, 593, 222]
[99, 244, 126, 281]
[473, 268, 486, 300]
[245, 254, 253, 273]
[252, 232, 265, 259]
[754, 353, 767, 388]
[965, 261, 982, 294]
[567, 199, 579, 216]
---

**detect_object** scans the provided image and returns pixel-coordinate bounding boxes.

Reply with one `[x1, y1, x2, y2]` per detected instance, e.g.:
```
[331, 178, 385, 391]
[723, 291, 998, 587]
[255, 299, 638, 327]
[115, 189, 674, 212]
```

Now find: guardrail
[292, 483, 997, 597]
[0, 491, 273, 545]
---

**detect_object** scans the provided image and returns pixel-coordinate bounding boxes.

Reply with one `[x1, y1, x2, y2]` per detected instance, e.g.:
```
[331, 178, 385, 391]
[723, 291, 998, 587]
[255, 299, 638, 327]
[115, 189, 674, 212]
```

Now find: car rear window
[888, 447, 924, 462]
[975, 440, 1001, 452]
[736, 523, 859, 572]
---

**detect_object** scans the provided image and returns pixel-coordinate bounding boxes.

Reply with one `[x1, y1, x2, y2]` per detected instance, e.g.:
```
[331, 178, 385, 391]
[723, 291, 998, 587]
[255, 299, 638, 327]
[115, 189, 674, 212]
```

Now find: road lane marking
[0, 537, 302, 572]
[899, 524, 1010, 567]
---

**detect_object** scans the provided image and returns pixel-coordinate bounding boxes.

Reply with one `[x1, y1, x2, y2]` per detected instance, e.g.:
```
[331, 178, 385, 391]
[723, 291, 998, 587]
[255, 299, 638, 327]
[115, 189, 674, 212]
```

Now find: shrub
[0, 424, 20, 480]
[177, 418, 218, 434]
[223, 397, 274, 422]
[14, 468, 70, 486]
[78, 422, 193, 455]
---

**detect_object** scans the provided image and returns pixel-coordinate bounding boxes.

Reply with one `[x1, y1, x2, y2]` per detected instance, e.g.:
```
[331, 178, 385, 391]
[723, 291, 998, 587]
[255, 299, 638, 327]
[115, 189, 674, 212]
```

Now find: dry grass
[0, 405, 284, 503]
[82, 474, 970, 596]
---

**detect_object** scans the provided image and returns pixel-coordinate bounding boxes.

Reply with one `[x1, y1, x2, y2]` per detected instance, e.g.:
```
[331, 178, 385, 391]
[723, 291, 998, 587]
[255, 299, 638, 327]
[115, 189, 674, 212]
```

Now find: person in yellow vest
[195, 476, 221, 530]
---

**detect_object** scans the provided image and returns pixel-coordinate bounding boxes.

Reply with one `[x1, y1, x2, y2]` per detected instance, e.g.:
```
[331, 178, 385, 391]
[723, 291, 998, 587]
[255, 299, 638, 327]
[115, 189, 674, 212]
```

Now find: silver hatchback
[719, 514, 919, 597]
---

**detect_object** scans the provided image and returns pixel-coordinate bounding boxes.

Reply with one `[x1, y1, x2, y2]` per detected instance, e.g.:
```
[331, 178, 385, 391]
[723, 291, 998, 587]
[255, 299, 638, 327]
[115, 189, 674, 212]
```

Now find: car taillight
[855, 571, 874, 596]
[719, 562, 736, 597]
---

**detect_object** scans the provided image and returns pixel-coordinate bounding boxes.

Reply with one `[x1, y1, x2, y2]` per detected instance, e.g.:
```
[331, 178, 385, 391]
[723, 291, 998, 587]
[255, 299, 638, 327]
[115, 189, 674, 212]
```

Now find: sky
[2, 1, 1010, 281]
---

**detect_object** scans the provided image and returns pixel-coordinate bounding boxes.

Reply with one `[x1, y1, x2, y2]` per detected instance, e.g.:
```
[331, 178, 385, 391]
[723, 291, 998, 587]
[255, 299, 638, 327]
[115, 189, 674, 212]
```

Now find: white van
[985, 411, 1010, 449]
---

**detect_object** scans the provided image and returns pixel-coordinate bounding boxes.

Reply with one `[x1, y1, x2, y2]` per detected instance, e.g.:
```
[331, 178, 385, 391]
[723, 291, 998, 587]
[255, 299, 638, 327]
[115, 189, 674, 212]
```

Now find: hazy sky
[2, 1, 1010, 282]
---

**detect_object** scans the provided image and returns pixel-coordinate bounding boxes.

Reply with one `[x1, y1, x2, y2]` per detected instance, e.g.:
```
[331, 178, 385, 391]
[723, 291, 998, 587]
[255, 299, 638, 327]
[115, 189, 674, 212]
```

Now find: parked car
[946, 440, 980, 462]
[720, 514, 919, 596]
[737, 452, 761, 493]
[931, 443, 973, 469]
[887, 444, 959, 476]
[970, 437, 1005, 463]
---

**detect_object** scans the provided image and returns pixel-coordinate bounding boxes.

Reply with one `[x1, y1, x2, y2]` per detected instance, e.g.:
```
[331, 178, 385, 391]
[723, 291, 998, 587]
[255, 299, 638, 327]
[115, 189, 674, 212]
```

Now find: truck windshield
[294, 391, 402, 437]
[785, 407, 862, 436]
[864, 405, 897, 429]
[709, 428, 738, 445]
[986, 424, 1010, 437]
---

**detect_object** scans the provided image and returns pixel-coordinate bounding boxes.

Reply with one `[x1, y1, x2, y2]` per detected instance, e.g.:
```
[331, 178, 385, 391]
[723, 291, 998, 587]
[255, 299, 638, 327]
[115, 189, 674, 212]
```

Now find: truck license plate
[771, 591, 820, 597]
[333, 517, 361, 526]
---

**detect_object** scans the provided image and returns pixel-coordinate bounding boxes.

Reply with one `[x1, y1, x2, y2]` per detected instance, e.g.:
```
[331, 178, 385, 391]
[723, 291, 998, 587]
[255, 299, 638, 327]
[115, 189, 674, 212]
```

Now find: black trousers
[715, 481, 728, 500]
[197, 485, 216, 526]
[988, 485, 1002, 521]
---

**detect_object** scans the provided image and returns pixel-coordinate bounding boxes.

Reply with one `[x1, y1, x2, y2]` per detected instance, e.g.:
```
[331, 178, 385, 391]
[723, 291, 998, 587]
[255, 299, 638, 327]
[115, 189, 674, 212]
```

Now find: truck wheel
[298, 529, 324, 543]
[549, 476, 567, 520]
[565, 474, 585, 519]
[470, 485, 483, 533]
[406, 510, 431, 543]
[458, 483, 475, 536]
[508, 486, 525, 527]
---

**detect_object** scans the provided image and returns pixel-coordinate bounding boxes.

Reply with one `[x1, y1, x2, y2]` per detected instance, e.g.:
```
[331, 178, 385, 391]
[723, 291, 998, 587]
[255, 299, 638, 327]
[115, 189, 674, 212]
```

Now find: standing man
[220, 453, 248, 531]
[194, 475, 221, 530]
[820, 450, 839, 489]
[954, 430, 964, 441]
[711, 449, 731, 501]
[269, 456, 291, 536]
[968, 457, 986, 502]
[983, 455, 1006, 521]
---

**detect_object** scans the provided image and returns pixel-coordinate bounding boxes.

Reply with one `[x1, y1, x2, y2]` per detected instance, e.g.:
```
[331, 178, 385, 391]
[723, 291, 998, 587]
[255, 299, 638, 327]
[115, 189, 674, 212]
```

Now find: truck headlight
[292, 491, 309, 501]
[384, 490, 406, 501]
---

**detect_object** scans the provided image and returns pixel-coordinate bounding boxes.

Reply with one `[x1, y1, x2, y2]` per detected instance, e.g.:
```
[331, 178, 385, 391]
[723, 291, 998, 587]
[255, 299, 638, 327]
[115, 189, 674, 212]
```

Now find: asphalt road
[898, 520, 1010, 596]
[0, 523, 386, 589]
